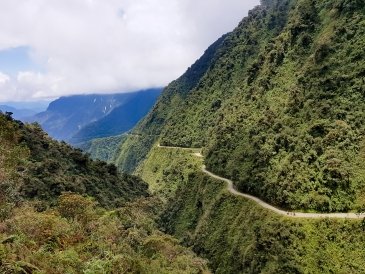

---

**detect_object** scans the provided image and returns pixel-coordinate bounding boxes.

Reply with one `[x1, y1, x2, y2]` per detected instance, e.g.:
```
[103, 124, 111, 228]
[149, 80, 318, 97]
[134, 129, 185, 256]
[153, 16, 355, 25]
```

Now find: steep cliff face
[70, 89, 161, 144]
[116, 0, 365, 212]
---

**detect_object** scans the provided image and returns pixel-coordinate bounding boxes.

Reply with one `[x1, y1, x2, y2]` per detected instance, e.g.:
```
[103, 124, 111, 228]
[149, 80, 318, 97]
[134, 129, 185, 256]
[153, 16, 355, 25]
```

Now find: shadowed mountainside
[29, 89, 161, 143]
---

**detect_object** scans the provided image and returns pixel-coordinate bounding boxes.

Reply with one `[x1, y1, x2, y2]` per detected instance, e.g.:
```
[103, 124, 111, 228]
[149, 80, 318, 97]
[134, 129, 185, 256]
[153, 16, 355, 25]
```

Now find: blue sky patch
[0, 46, 44, 76]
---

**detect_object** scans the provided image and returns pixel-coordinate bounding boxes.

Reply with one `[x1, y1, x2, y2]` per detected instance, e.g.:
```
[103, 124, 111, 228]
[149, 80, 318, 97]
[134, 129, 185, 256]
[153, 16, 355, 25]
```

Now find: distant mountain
[1, 100, 50, 113]
[70, 89, 161, 144]
[30, 89, 162, 142]
[0, 105, 37, 120]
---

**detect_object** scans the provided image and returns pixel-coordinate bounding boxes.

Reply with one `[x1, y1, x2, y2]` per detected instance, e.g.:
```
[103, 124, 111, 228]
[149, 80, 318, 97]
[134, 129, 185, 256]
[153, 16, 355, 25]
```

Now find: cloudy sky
[0, 0, 259, 102]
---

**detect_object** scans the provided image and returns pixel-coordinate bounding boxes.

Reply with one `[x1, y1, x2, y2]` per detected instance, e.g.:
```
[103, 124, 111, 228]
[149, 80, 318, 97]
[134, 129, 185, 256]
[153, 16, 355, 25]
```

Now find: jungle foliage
[138, 142, 365, 274]
[80, 134, 125, 163]
[0, 113, 209, 273]
[0, 194, 209, 274]
[1, 114, 148, 208]
[115, 0, 365, 212]
[110, 0, 365, 272]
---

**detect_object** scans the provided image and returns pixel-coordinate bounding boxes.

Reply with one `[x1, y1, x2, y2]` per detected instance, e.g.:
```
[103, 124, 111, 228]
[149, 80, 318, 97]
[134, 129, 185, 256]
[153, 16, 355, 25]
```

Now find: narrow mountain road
[157, 143, 200, 151]
[158, 144, 364, 219]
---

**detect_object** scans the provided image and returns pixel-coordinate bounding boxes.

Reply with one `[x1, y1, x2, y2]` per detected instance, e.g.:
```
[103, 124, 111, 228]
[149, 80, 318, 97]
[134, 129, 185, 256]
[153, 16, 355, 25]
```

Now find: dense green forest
[3, 0, 363, 272]
[3, 113, 148, 208]
[80, 134, 125, 163]
[0, 113, 209, 273]
[137, 145, 365, 274]
[102, 0, 365, 272]
[115, 0, 365, 212]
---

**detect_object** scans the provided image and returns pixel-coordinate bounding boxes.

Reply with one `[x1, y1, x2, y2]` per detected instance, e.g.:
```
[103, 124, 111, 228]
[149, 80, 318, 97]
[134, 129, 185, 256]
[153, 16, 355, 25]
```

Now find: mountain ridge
[105, 1, 365, 272]
[28, 89, 162, 143]
[0, 112, 210, 273]
[70, 89, 161, 144]
[114, 0, 365, 212]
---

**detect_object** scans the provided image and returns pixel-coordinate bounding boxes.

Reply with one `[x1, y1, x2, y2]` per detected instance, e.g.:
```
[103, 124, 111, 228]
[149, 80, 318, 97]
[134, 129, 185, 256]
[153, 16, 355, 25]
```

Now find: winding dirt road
[158, 144, 364, 219]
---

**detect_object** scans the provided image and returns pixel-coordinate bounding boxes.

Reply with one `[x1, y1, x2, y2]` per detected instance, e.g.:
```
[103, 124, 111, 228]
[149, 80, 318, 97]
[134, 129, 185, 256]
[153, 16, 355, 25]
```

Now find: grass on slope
[136, 144, 201, 202]
[112, 33, 230, 175]
[161, 0, 365, 212]
[114, 134, 158, 174]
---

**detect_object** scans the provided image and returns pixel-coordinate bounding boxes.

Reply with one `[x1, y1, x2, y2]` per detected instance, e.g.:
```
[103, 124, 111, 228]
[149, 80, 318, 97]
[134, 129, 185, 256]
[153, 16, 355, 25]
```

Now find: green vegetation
[110, 1, 365, 271]
[80, 134, 125, 162]
[166, 174, 365, 274]
[4, 0, 362, 272]
[0, 113, 209, 273]
[139, 144, 365, 274]
[115, 0, 365, 212]
[115, 134, 158, 174]
[0, 193, 209, 273]
[12, 118, 148, 208]
[136, 145, 202, 202]
[0, 114, 29, 173]
[114, 34, 228, 173]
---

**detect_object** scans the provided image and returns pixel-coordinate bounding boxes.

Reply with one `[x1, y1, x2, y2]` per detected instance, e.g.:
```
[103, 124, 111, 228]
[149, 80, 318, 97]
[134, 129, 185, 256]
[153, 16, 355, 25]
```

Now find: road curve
[158, 144, 364, 219]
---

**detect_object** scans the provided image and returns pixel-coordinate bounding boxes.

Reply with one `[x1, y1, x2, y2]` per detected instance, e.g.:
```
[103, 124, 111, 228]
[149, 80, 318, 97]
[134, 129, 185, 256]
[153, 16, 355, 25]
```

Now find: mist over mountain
[0, 100, 50, 113]
[0, 105, 37, 120]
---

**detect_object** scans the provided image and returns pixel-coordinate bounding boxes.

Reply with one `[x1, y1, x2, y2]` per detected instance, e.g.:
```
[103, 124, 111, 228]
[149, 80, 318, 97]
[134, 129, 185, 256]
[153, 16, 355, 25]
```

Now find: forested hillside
[109, 0, 365, 272]
[80, 134, 126, 162]
[0, 113, 148, 208]
[137, 144, 365, 273]
[116, 0, 365, 212]
[0, 113, 209, 273]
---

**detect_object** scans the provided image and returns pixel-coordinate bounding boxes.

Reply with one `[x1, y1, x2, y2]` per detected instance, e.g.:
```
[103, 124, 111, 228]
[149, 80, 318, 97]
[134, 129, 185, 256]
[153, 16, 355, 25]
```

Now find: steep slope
[80, 134, 126, 162]
[137, 144, 365, 273]
[114, 34, 228, 173]
[0, 112, 148, 207]
[111, 1, 365, 272]
[30, 93, 124, 141]
[0, 113, 209, 273]
[116, 0, 365, 212]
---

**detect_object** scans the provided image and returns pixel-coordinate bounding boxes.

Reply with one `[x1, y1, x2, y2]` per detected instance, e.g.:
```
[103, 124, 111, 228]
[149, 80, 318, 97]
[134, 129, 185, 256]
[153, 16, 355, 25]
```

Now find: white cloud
[0, 0, 260, 101]
[0, 72, 10, 85]
[0, 72, 14, 101]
